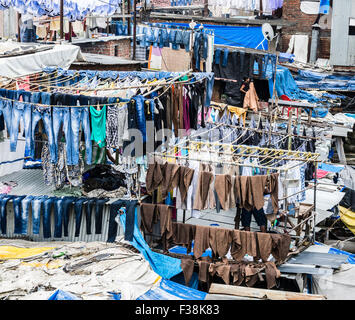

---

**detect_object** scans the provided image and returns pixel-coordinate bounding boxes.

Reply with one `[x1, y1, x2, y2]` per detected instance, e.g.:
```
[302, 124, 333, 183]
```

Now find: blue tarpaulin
[119, 210, 182, 280]
[315, 242, 355, 264]
[48, 289, 81, 300]
[295, 70, 355, 92]
[137, 279, 207, 300]
[162, 22, 268, 50]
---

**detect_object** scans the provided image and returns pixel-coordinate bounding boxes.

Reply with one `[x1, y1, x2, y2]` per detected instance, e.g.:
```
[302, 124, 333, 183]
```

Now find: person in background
[239, 77, 250, 107]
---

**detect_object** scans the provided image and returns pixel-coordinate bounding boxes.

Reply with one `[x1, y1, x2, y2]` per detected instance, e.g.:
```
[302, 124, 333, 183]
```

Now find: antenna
[262, 23, 276, 42]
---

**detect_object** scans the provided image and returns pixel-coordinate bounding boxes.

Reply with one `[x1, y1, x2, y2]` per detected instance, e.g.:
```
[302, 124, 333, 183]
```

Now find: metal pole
[313, 161, 318, 243]
[133, 0, 137, 60]
[60, 0, 64, 39]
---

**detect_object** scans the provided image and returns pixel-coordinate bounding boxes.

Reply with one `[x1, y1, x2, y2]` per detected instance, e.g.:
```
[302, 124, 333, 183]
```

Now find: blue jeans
[43, 197, 55, 238]
[10, 90, 32, 153]
[70, 106, 92, 165]
[52, 106, 73, 165]
[74, 198, 87, 237]
[21, 195, 34, 234]
[31, 92, 56, 162]
[182, 31, 191, 52]
[204, 73, 215, 108]
[31, 196, 47, 235]
[0, 89, 14, 135]
[84, 198, 96, 235]
[133, 95, 147, 143]
[214, 48, 221, 65]
[0, 195, 13, 234]
[222, 49, 229, 67]
[95, 198, 109, 235]
[61, 196, 75, 237]
[13, 196, 26, 234]
[53, 197, 74, 238]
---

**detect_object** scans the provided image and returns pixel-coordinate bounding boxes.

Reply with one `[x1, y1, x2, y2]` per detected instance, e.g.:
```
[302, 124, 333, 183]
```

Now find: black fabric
[253, 79, 270, 101]
[82, 164, 127, 192]
[0, 114, 4, 131]
[339, 187, 355, 212]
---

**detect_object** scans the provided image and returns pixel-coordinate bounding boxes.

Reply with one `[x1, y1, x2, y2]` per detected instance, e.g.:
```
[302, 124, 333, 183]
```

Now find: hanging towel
[90, 106, 107, 148]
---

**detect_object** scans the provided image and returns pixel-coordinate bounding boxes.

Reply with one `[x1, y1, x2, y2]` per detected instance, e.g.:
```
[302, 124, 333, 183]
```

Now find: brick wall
[76, 38, 131, 59]
[281, 0, 331, 60]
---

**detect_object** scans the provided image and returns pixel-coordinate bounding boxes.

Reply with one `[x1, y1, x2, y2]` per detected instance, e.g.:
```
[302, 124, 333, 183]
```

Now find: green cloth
[52, 186, 83, 197]
[92, 141, 107, 164]
[90, 105, 107, 148]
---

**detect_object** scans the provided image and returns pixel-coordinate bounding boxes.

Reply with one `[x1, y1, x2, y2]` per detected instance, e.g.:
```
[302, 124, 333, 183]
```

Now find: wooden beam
[149, 12, 295, 27]
[209, 283, 326, 300]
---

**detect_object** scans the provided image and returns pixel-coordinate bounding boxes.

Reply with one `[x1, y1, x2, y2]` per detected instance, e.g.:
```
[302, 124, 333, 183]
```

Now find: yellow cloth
[228, 106, 247, 124]
[339, 206, 355, 235]
[0, 246, 55, 260]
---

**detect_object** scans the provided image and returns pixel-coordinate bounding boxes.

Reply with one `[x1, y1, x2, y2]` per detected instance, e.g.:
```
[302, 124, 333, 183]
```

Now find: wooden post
[60, 0, 64, 39]
[128, 0, 131, 36]
[133, 0, 137, 60]
[17, 12, 21, 42]
[69, 21, 72, 42]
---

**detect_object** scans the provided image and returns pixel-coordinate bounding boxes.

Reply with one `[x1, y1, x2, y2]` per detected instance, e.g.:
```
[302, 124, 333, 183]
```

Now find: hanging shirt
[90, 106, 107, 148]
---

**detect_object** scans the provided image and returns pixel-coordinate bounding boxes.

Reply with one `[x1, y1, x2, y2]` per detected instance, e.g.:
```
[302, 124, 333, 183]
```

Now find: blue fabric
[315, 241, 355, 264]
[48, 289, 81, 300]
[119, 208, 182, 280]
[318, 163, 344, 173]
[266, 65, 329, 118]
[163, 23, 267, 50]
[137, 279, 206, 300]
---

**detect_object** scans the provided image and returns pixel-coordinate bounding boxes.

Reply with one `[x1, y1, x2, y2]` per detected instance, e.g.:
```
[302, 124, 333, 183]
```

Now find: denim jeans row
[0, 194, 109, 239]
[0, 88, 122, 166]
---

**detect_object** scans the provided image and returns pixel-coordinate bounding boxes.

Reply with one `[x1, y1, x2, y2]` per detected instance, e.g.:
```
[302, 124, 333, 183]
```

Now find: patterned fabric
[41, 142, 84, 189]
[106, 104, 119, 148]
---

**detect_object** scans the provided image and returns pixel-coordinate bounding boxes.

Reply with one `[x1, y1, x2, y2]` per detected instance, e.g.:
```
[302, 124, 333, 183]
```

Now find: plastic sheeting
[295, 69, 355, 92]
[119, 211, 182, 280]
[162, 23, 267, 50]
[137, 279, 207, 300]
[48, 289, 81, 300]
[267, 65, 329, 118]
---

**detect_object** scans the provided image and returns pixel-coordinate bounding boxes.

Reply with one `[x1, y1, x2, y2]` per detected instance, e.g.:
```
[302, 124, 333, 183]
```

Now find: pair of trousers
[20, 195, 35, 234]
[13, 196, 27, 234]
[52, 106, 72, 165]
[70, 106, 92, 165]
[31, 196, 49, 235]
[107, 199, 138, 242]
[53, 197, 75, 238]
[74, 198, 108, 237]
[0, 90, 14, 135]
[31, 92, 56, 162]
[10, 90, 32, 153]
[0, 194, 14, 234]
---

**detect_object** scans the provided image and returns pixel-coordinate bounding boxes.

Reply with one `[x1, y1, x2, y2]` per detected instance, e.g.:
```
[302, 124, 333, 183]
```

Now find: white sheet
[0, 44, 81, 78]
